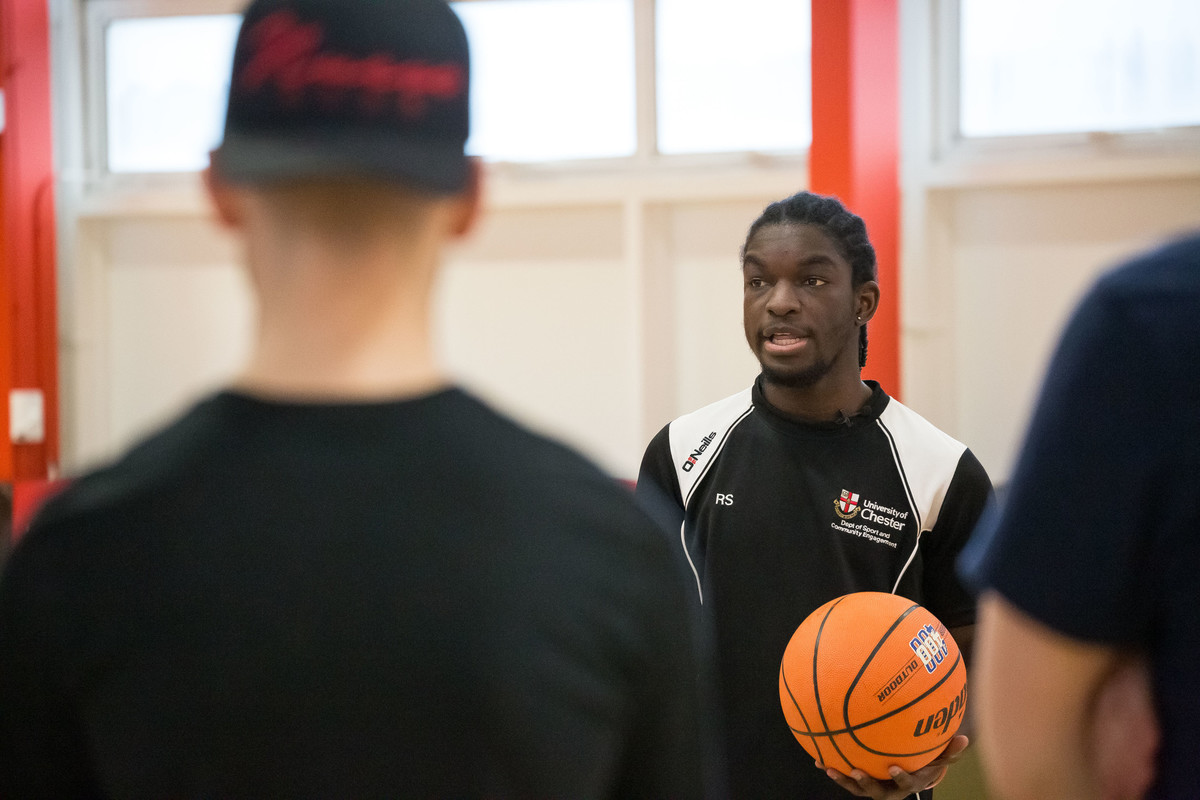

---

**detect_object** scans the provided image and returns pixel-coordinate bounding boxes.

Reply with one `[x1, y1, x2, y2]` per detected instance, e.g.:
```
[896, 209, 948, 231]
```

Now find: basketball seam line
[840, 604, 961, 758]
[810, 596, 854, 772]
[839, 651, 966, 756]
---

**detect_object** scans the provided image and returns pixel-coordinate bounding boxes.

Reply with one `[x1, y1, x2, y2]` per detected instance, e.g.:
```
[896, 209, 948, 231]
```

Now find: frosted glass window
[451, 0, 636, 162]
[656, 0, 811, 155]
[960, 0, 1200, 138]
[106, 15, 241, 173]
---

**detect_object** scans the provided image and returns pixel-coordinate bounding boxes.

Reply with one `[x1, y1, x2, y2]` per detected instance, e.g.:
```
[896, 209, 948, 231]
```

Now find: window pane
[960, 0, 1200, 138]
[656, 0, 811, 155]
[451, 0, 636, 162]
[106, 15, 241, 173]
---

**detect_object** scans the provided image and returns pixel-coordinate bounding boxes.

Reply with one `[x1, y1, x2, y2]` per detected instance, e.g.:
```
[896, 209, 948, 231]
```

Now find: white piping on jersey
[875, 400, 970, 595]
[679, 522, 702, 602]
[667, 387, 756, 603]
[669, 388, 755, 512]
[876, 418, 925, 531]
[876, 417, 925, 594]
[681, 407, 754, 509]
[891, 532, 923, 596]
[678, 407, 754, 603]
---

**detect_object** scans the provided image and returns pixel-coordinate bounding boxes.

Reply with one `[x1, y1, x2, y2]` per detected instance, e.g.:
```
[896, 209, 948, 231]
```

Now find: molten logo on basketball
[909, 624, 948, 673]
[912, 684, 968, 737]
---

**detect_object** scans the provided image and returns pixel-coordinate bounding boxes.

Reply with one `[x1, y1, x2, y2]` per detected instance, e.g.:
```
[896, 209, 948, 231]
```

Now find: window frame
[931, 0, 1200, 171]
[453, 0, 640, 164]
[81, 0, 246, 189]
[71, 0, 810, 194]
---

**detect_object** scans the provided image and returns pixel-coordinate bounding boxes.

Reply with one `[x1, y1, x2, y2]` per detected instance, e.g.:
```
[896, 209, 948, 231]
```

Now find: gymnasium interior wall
[898, 0, 1200, 482]
[48, 0, 1200, 486]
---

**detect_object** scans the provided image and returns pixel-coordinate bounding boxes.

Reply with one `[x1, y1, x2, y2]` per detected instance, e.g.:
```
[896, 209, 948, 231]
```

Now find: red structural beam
[810, 0, 901, 398]
[0, 0, 59, 482]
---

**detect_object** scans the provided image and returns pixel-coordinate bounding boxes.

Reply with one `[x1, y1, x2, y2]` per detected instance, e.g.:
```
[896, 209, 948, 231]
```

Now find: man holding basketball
[637, 191, 991, 799]
[0, 1, 721, 797]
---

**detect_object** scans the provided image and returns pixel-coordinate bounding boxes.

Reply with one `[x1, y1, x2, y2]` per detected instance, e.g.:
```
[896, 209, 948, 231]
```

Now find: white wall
[59, 210, 252, 471]
[435, 198, 764, 477]
[57, 168, 801, 481]
[665, 201, 765, 414]
[899, 1, 1200, 485]
[52, 1, 1200, 486]
[435, 204, 641, 474]
[933, 182, 1200, 481]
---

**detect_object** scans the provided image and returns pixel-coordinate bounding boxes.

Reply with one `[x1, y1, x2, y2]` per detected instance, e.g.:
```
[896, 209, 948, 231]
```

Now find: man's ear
[203, 159, 244, 231]
[856, 280, 881, 324]
[448, 157, 484, 239]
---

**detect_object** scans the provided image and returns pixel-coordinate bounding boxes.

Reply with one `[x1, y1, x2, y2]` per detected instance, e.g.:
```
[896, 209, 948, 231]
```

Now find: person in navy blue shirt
[960, 232, 1200, 800]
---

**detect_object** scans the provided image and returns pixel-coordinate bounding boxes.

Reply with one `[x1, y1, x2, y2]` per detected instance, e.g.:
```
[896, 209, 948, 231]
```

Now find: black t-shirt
[960, 233, 1200, 800]
[0, 387, 722, 799]
[638, 379, 991, 800]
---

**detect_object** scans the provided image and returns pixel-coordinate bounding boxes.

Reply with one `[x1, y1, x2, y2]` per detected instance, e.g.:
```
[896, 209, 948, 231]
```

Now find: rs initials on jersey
[715, 493, 734, 506]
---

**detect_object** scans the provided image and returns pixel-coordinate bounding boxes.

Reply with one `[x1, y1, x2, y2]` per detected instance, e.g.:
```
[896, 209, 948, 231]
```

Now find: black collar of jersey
[751, 376, 890, 434]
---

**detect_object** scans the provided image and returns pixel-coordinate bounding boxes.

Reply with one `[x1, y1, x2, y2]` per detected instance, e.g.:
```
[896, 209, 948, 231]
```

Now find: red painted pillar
[810, 0, 901, 398]
[0, 0, 59, 485]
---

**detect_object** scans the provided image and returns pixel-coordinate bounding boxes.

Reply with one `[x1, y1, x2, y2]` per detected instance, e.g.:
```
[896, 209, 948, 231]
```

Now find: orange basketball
[778, 591, 967, 780]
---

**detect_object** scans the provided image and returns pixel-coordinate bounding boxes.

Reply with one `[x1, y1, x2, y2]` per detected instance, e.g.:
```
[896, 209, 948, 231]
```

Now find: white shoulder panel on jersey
[876, 399, 968, 533]
[668, 387, 754, 510]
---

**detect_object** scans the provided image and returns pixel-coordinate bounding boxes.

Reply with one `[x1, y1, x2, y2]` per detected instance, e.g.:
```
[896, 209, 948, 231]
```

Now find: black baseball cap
[213, 0, 470, 194]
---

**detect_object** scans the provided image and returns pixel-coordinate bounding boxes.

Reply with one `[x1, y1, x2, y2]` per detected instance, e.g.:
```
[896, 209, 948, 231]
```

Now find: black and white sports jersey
[637, 377, 992, 799]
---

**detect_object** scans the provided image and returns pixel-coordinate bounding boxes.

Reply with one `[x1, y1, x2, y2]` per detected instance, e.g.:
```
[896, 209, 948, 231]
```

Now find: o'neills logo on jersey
[913, 684, 967, 738]
[834, 490, 861, 519]
[680, 431, 718, 472]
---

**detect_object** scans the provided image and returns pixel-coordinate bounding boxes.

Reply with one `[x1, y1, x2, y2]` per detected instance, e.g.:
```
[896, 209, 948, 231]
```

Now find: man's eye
[748, 278, 766, 288]
[805, 277, 827, 287]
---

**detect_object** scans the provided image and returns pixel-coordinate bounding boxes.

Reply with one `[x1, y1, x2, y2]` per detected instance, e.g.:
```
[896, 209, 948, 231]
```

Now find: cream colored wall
[665, 201, 765, 414]
[55, 162, 1200, 487]
[436, 205, 640, 475]
[434, 198, 765, 478]
[899, 1, 1200, 485]
[52, 1, 1200, 487]
[59, 211, 252, 471]
[920, 182, 1200, 482]
[57, 170, 801, 481]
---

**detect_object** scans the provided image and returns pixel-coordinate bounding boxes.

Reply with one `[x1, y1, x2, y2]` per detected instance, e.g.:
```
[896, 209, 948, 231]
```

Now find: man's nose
[765, 282, 801, 315]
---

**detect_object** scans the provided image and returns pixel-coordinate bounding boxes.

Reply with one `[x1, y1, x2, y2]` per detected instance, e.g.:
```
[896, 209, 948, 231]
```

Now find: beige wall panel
[944, 180, 1200, 483]
[436, 202, 638, 478]
[102, 218, 253, 462]
[436, 255, 639, 479]
[664, 200, 774, 421]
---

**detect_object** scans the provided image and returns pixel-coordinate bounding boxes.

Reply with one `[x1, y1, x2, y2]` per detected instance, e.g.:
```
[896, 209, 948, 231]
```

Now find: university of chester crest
[835, 489, 861, 520]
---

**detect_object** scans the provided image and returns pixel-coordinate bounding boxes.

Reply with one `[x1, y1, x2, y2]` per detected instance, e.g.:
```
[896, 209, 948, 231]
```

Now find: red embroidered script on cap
[239, 10, 465, 118]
